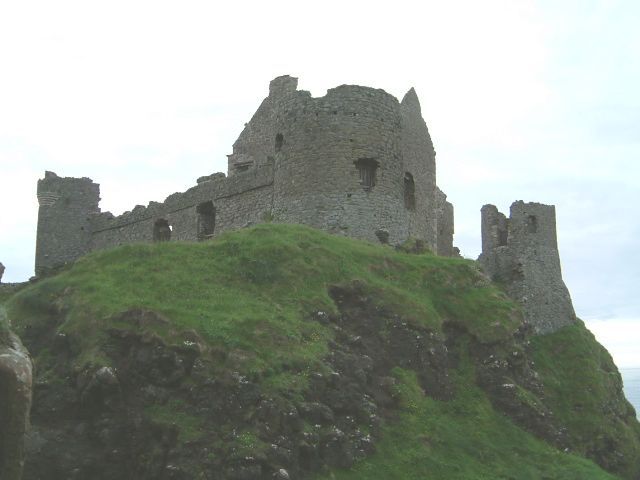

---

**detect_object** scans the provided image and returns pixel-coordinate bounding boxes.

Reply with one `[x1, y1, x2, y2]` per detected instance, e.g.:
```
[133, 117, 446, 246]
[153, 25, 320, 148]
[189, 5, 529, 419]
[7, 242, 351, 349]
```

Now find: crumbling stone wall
[34, 76, 454, 274]
[233, 75, 446, 248]
[227, 76, 299, 175]
[89, 166, 274, 251]
[35, 172, 99, 276]
[478, 201, 577, 334]
[401, 88, 438, 247]
[435, 188, 454, 256]
[269, 82, 410, 245]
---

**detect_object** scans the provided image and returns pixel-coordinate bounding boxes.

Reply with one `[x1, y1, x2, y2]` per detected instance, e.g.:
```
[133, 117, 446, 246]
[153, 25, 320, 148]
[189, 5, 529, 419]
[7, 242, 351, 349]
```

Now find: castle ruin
[478, 202, 576, 334]
[36, 75, 454, 276]
[34, 75, 576, 334]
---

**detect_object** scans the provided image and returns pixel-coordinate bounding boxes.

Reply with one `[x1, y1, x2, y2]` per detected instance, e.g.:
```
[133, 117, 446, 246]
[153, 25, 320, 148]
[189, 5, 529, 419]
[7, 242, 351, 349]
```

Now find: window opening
[275, 133, 284, 152]
[497, 228, 508, 246]
[354, 158, 379, 190]
[527, 215, 538, 233]
[153, 219, 172, 242]
[404, 172, 415, 210]
[196, 201, 216, 240]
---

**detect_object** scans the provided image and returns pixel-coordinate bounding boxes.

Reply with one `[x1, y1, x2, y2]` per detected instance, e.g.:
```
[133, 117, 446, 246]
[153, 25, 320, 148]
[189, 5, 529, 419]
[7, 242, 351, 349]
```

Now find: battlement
[479, 201, 576, 334]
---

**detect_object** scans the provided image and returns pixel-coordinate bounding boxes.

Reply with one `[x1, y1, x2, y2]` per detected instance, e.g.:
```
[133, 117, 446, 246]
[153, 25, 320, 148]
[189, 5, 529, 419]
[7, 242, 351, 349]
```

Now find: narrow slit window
[275, 133, 284, 152]
[527, 215, 538, 233]
[497, 228, 508, 246]
[196, 201, 216, 240]
[354, 158, 379, 190]
[404, 172, 415, 210]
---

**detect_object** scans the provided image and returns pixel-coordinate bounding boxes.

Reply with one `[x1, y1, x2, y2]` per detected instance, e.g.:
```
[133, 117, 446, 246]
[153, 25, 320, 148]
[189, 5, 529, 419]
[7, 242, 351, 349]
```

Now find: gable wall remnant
[435, 188, 454, 257]
[401, 87, 437, 247]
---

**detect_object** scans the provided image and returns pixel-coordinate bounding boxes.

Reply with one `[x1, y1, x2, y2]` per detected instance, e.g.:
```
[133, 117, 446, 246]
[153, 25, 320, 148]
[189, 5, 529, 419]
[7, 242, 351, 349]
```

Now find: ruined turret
[35, 171, 100, 276]
[478, 201, 576, 334]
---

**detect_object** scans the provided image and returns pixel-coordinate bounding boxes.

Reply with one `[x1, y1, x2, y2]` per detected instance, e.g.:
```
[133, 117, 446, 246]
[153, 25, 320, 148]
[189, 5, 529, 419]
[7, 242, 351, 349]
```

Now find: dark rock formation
[14, 284, 603, 479]
[0, 308, 33, 480]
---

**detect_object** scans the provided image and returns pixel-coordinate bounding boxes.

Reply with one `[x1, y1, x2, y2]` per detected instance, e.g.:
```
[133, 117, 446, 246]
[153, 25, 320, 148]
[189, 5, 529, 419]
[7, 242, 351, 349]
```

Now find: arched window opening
[404, 172, 415, 210]
[275, 133, 284, 152]
[527, 215, 538, 233]
[197, 201, 216, 240]
[354, 158, 379, 190]
[153, 219, 172, 242]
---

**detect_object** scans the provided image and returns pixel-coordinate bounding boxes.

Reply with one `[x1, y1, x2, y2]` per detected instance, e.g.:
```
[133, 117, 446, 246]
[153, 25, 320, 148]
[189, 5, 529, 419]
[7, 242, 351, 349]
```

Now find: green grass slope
[531, 323, 640, 478]
[320, 368, 618, 480]
[3, 224, 635, 479]
[7, 224, 519, 394]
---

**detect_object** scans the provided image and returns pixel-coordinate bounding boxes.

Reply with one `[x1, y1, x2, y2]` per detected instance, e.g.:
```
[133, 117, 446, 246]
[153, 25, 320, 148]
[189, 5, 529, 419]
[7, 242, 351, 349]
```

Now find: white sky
[0, 0, 638, 366]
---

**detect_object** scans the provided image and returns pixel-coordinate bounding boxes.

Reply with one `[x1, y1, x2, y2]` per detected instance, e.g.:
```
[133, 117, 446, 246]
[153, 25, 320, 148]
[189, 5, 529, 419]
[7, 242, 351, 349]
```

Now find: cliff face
[2, 225, 638, 480]
[0, 308, 33, 480]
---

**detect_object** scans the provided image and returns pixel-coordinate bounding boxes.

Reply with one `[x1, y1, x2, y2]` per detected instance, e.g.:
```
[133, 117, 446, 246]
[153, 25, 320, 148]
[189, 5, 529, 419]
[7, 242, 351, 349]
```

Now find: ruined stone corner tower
[228, 74, 452, 252]
[35, 171, 100, 276]
[478, 201, 576, 334]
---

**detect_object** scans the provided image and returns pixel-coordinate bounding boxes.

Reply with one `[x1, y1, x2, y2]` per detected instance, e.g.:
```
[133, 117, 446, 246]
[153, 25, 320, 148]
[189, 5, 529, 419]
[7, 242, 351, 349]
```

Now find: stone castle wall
[270, 82, 411, 246]
[89, 166, 274, 251]
[231, 76, 451, 249]
[34, 75, 454, 275]
[401, 88, 438, 248]
[32, 77, 579, 336]
[35, 172, 100, 275]
[435, 188, 454, 257]
[478, 201, 576, 334]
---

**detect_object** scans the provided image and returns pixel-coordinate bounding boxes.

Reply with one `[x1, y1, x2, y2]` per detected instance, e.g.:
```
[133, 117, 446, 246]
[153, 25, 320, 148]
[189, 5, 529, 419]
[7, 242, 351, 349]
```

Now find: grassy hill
[3, 224, 638, 479]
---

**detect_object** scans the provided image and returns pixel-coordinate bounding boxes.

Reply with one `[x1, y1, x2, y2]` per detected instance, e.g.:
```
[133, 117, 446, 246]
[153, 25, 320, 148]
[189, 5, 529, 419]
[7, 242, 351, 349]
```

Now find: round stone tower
[243, 76, 440, 248]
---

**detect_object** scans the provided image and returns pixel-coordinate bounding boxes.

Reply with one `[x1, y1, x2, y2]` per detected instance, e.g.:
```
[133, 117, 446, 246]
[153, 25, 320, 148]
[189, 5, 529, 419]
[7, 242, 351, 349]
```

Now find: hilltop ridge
[2, 224, 639, 479]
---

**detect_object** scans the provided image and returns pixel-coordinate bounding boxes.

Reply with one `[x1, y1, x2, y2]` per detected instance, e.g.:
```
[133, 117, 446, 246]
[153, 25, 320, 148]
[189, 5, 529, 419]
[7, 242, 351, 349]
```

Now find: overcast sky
[0, 0, 638, 366]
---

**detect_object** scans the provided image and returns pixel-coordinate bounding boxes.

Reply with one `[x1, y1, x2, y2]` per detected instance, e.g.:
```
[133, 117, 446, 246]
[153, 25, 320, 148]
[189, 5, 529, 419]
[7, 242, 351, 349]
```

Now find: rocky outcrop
[20, 302, 453, 479]
[14, 286, 598, 479]
[0, 308, 33, 480]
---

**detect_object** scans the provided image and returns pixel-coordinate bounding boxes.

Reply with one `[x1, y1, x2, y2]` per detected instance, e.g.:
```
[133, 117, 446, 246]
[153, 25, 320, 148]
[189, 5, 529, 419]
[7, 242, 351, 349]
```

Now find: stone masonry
[35, 75, 454, 276]
[478, 201, 577, 334]
[33, 76, 576, 335]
